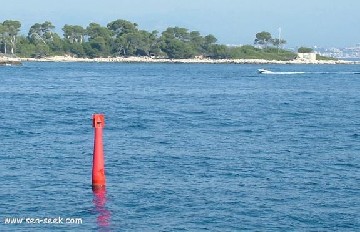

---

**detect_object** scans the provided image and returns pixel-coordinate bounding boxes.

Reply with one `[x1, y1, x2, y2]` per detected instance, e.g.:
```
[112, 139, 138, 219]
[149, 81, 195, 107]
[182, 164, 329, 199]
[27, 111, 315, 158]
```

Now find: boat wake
[258, 69, 360, 75]
[258, 69, 305, 75]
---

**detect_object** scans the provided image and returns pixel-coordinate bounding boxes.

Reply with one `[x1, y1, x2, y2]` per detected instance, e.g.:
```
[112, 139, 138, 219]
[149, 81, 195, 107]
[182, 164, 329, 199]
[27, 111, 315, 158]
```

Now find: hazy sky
[1, 0, 359, 48]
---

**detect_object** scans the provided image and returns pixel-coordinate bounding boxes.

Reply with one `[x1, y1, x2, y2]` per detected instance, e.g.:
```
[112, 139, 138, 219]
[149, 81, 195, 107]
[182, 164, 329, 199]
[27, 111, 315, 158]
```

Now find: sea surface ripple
[1, 62, 359, 231]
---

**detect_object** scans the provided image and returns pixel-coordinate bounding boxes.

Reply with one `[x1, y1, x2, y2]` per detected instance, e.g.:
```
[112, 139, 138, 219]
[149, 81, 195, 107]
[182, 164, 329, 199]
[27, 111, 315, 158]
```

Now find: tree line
[0, 19, 297, 60]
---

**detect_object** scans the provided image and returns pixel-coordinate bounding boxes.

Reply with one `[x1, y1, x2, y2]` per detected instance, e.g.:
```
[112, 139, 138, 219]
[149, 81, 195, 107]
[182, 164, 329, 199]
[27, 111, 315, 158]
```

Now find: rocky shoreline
[1, 55, 359, 65]
[0, 59, 22, 66]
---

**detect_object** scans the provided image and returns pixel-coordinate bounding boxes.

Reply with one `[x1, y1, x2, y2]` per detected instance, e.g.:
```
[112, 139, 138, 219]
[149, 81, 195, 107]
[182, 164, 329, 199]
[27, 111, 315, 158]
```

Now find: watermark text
[3, 217, 83, 225]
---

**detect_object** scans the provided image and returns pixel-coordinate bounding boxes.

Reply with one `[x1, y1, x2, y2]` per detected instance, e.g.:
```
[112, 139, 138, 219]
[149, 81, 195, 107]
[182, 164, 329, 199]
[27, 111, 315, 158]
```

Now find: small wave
[350, 133, 359, 138]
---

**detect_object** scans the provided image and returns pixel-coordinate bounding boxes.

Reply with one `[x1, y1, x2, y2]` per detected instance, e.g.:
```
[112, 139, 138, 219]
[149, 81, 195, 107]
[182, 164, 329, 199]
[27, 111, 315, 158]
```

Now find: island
[0, 19, 357, 64]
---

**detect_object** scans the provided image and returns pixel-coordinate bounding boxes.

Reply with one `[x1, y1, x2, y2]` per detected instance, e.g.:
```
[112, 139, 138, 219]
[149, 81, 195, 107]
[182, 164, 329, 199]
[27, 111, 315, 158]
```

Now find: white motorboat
[258, 68, 272, 74]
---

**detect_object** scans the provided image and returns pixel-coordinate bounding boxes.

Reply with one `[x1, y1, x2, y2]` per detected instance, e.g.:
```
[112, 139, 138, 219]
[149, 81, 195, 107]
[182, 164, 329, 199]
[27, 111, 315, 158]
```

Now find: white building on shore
[297, 52, 317, 61]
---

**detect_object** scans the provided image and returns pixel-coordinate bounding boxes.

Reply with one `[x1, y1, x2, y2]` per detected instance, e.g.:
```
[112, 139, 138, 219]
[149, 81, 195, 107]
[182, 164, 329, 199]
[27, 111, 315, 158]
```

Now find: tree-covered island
[0, 19, 330, 62]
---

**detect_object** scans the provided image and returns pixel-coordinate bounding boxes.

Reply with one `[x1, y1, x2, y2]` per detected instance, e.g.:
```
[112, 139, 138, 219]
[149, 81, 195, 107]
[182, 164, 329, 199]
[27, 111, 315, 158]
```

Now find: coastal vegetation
[297, 47, 314, 53]
[0, 19, 299, 60]
[297, 47, 336, 61]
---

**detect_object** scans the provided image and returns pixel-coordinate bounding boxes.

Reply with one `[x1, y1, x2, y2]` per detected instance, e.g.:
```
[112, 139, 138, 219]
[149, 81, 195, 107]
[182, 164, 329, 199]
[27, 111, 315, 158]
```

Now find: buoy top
[93, 114, 105, 128]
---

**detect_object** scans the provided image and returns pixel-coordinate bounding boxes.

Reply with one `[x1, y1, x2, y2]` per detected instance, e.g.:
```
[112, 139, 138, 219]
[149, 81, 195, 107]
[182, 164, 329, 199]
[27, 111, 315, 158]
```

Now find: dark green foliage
[159, 27, 218, 58]
[3, 18, 312, 60]
[207, 44, 230, 59]
[28, 21, 55, 44]
[316, 54, 337, 61]
[225, 45, 296, 61]
[63, 24, 85, 44]
[82, 42, 97, 58]
[34, 43, 50, 58]
[298, 47, 314, 53]
[0, 20, 21, 54]
[64, 42, 86, 57]
[15, 36, 36, 57]
[254, 31, 272, 47]
[48, 34, 64, 55]
[161, 39, 194, 59]
[107, 19, 138, 37]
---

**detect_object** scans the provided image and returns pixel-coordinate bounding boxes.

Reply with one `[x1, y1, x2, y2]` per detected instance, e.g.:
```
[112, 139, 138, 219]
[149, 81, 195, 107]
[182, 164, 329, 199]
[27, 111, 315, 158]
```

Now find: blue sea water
[0, 62, 359, 231]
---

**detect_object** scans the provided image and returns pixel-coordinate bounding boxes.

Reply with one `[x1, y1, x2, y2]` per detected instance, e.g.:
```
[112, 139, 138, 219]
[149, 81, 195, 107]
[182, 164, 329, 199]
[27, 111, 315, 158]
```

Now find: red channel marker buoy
[92, 114, 106, 190]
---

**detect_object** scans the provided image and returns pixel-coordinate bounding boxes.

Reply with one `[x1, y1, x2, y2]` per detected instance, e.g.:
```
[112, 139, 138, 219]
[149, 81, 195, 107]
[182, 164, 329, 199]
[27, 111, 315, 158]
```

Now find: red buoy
[92, 114, 106, 190]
